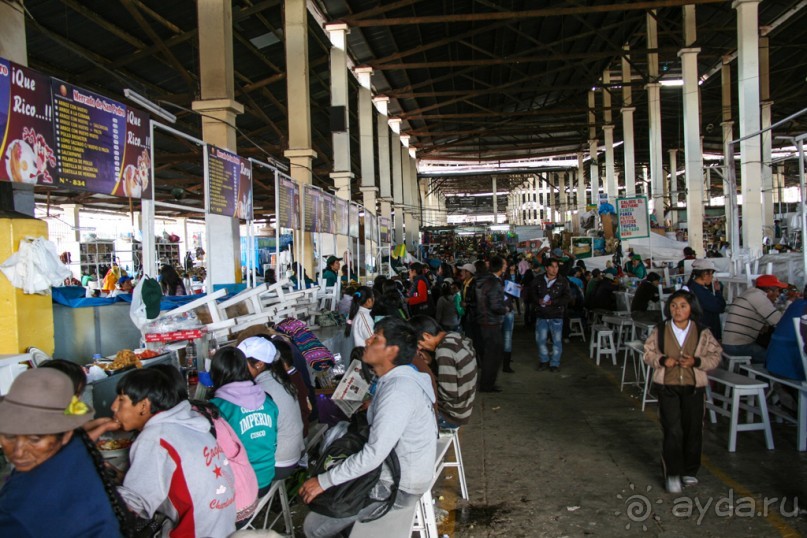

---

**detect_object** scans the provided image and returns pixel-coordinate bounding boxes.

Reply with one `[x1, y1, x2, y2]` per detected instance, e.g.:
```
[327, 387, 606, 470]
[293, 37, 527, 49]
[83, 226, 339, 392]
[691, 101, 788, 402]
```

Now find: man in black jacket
[475, 256, 509, 392]
[528, 258, 572, 372]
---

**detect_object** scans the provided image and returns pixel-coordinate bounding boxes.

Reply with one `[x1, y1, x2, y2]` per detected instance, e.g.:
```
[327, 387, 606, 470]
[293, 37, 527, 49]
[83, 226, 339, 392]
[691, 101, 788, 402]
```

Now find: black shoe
[503, 366, 515, 373]
[550, 366, 559, 373]
[538, 362, 549, 371]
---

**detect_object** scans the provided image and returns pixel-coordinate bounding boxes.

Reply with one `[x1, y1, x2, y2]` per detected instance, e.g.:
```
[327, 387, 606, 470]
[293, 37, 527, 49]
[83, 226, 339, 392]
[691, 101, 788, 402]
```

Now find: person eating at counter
[0, 369, 133, 537]
[111, 368, 237, 536]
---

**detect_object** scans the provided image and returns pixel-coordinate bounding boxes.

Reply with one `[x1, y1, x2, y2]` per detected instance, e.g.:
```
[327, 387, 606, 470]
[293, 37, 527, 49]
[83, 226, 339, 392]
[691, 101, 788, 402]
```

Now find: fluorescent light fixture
[123, 89, 176, 123]
[659, 79, 684, 87]
[489, 225, 510, 231]
[249, 31, 282, 49]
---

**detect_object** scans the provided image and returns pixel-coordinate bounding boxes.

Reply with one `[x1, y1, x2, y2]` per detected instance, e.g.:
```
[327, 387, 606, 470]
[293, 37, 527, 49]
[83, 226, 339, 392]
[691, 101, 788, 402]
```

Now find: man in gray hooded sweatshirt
[300, 316, 437, 537]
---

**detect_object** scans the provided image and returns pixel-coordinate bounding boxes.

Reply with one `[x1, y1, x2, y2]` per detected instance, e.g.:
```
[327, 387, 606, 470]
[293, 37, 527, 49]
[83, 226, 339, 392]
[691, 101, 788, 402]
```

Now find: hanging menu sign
[335, 197, 349, 236]
[277, 176, 300, 230]
[0, 60, 57, 186]
[616, 196, 650, 239]
[235, 157, 252, 220]
[349, 203, 360, 238]
[112, 107, 151, 199]
[207, 144, 250, 217]
[52, 79, 126, 193]
[320, 192, 335, 234]
[304, 185, 322, 232]
[379, 217, 390, 244]
[365, 212, 376, 242]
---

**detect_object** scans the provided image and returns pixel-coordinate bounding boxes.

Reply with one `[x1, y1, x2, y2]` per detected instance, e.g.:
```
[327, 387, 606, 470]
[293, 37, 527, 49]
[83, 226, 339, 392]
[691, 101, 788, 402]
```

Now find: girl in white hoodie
[346, 286, 375, 347]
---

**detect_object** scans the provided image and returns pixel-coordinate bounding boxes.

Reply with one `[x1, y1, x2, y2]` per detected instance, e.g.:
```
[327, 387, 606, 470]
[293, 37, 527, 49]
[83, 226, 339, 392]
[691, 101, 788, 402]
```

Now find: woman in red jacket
[407, 262, 432, 316]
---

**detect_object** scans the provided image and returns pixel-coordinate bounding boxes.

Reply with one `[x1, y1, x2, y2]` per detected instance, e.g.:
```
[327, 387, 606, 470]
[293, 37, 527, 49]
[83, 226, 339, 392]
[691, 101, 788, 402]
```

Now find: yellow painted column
[0, 218, 54, 354]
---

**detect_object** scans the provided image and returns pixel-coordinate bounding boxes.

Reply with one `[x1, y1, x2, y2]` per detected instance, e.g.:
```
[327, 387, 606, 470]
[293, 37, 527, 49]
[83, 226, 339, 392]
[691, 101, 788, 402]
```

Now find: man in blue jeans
[528, 258, 572, 372]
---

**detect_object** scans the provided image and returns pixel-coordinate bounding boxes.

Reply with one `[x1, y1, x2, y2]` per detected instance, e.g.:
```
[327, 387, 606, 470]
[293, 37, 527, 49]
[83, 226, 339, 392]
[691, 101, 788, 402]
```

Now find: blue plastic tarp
[52, 286, 209, 311]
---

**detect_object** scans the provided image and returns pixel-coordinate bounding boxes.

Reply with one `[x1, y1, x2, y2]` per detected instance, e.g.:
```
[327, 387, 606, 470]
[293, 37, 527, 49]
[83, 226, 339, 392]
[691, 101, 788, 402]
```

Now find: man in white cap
[686, 258, 726, 340]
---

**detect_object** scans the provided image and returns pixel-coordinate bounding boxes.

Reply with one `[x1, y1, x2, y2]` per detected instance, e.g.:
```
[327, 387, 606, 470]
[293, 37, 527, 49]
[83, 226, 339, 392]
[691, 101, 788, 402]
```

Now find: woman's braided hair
[74, 428, 136, 537]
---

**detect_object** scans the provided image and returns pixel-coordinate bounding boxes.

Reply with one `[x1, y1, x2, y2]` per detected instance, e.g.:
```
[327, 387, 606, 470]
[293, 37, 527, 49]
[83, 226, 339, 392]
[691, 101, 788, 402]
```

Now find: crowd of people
[4, 240, 806, 536]
[0, 304, 483, 537]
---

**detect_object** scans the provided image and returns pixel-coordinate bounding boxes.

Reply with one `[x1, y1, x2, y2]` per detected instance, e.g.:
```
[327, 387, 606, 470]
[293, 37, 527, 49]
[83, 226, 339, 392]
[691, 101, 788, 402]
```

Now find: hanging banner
[0, 57, 154, 197]
[348, 202, 360, 238]
[616, 196, 650, 239]
[235, 157, 253, 220]
[277, 176, 300, 230]
[51, 79, 127, 194]
[304, 185, 322, 232]
[113, 107, 151, 198]
[364, 212, 377, 242]
[0, 60, 57, 186]
[320, 192, 335, 234]
[207, 144, 251, 218]
[379, 217, 391, 244]
[335, 197, 349, 236]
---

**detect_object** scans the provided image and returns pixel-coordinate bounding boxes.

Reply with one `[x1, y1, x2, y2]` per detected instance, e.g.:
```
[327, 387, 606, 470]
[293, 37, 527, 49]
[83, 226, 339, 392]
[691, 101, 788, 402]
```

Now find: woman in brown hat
[0, 368, 132, 537]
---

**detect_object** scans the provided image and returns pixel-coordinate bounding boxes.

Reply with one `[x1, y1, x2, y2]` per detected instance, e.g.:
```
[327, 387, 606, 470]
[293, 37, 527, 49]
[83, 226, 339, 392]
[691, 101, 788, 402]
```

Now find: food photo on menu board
[51, 79, 127, 194]
[0, 59, 57, 186]
[112, 107, 151, 199]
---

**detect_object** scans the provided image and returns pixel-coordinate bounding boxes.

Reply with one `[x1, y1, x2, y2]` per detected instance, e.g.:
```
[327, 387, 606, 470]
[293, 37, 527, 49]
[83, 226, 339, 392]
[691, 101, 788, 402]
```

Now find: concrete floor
[432, 324, 807, 538]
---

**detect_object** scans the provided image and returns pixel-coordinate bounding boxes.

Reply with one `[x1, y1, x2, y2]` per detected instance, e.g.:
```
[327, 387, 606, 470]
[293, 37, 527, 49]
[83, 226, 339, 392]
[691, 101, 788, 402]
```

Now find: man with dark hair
[528, 258, 572, 372]
[677, 247, 696, 274]
[631, 272, 663, 324]
[410, 316, 478, 429]
[300, 317, 437, 537]
[475, 256, 509, 392]
[322, 256, 342, 286]
[586, 268, 602, 302]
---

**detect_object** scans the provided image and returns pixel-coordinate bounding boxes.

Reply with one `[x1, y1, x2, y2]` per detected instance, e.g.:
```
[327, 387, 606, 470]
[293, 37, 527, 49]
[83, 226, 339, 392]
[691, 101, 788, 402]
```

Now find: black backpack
[307, 415, 401, 522]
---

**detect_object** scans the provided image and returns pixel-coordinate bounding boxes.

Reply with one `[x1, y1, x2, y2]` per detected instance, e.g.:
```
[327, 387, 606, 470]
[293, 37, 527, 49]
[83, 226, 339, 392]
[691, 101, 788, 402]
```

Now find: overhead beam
[339, 0, 727, 27]
[372, 47, 688, 70]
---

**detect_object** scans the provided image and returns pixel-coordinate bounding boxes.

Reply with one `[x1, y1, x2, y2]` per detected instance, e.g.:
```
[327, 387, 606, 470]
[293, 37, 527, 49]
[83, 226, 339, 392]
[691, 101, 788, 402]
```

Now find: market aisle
[434, 324, 807, 537]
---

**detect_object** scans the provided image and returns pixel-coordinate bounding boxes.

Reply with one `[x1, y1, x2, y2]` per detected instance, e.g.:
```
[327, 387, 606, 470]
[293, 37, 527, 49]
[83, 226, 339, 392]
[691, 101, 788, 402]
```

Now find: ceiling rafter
[339, 0, 728, 27]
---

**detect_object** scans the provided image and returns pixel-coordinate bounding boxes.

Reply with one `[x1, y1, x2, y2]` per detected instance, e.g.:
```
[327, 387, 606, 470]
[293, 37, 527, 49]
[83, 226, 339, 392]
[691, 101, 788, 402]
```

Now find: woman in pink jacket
[643, 290, 722, 494]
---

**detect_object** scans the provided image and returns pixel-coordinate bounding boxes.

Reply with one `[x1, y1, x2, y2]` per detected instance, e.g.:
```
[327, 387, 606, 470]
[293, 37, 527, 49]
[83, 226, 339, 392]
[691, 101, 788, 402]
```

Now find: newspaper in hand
[504, 280, 522, 298]
[330, 359, 371, 417]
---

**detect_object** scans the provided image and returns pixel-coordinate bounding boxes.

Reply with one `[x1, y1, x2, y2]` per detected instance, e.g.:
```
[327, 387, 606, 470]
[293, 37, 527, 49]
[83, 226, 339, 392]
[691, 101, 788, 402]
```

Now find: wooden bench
[705, 369, 774, 452]
[739, 365, 807, 452]
[621, 340, 646, 393]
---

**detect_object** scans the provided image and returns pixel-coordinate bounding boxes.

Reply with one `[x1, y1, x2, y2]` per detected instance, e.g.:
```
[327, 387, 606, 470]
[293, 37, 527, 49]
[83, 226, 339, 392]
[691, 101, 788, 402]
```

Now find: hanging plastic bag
[130, 277, 148, 331]
[0, 237, 71, 294]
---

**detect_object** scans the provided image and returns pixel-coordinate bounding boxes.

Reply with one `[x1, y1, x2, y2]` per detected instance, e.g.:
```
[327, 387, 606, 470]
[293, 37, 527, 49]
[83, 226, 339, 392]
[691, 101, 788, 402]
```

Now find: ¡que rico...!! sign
[206, 144, 252, 219]
[0, 57, 154, 198]
[616, 196, 650, 239]
[0, 59, 58, 186]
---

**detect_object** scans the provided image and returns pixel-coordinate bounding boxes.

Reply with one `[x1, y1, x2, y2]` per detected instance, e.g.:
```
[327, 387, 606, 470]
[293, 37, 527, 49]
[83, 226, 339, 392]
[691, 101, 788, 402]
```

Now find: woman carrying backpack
[642, 290, 721, 494]
[209, 345, 279, 495]
[407, 263, 432, 316]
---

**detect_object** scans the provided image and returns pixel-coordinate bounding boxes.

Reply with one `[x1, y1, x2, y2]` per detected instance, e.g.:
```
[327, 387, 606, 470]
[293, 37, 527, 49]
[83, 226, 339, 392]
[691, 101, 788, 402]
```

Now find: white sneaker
[682, 476, 699, 486]
[666, 476, 682, 494]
